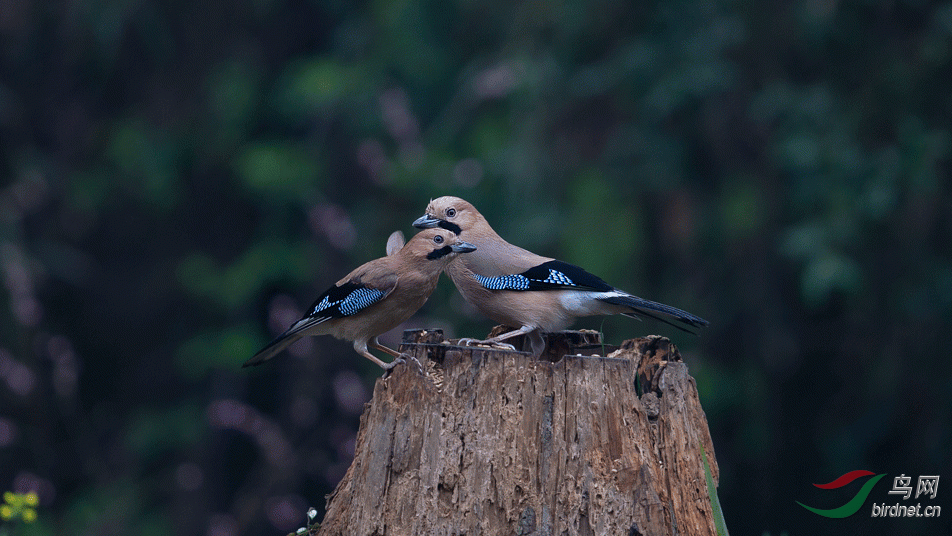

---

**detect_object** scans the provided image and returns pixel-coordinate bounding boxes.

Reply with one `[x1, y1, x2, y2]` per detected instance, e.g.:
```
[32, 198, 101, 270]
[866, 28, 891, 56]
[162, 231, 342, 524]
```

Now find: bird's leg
[370, 338, 423, 372]
[456, 337, 517, 351]
[527, 329, 546, 356]
[488, 326, 545, 356]
[354, 339, 405, 376]
[458, 325, 539, 352]
[357, 348, 400, 369]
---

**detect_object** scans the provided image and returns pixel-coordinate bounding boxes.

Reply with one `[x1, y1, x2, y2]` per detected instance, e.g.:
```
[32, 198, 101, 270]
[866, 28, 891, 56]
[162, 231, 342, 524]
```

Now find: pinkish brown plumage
[414, 196, 707, 355]
[246, 228, 475, 371]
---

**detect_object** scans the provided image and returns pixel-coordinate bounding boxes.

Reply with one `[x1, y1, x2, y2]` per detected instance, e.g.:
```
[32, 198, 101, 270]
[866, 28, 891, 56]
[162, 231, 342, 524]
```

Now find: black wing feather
[472, 260, 613, 292]
[243, 281, 386, 367]
[303, 281, 387, 319]
[469, 260, 710, 334]
[521, 260, 613, 291]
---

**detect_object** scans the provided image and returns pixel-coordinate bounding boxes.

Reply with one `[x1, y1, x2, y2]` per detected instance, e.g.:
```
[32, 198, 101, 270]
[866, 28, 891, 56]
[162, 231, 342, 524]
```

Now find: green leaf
[233, 142, 322, 199]
[562, 169, 641, 282]
[105, 120, 182, 208]
[701, 442, 730, 536]
[126, 405, 205, 459]
[175, 325, 259, 380]
[800, 253, 863, 308]
[177, 241, 312, 310]
[274, 58, 352, 114]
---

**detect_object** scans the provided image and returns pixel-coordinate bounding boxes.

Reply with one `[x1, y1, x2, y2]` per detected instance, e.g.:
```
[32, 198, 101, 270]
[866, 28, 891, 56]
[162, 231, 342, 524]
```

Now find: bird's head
[404, 227, 476, 263]
[412, 196, 480, 236]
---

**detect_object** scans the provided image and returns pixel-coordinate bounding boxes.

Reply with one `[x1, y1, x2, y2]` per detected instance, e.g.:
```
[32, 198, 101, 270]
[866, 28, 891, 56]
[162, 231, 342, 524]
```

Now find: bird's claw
[402, 353, 425, 373]
[458, 338, 517, 351]
[381, 354, 424, 377]
[380, 357, 406, 377]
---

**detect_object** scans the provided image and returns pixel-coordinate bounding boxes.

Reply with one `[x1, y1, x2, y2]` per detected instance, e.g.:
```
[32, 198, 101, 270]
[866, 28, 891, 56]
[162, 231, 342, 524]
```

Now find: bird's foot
[400, 352, 424, 373]
[380, 357, 406, 377]
[380, 354, 424, 377]
[457, 338, 517, 351]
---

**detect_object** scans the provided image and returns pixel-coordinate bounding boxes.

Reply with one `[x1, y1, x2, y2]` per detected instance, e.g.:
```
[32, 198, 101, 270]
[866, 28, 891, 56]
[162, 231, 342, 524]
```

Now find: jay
[244, 228, 476, 370]
[413, 196, 708, 355]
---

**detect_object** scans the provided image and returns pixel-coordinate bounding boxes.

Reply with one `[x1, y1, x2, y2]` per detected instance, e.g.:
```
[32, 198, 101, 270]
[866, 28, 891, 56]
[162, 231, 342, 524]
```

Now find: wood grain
[318, 329, 720, 536]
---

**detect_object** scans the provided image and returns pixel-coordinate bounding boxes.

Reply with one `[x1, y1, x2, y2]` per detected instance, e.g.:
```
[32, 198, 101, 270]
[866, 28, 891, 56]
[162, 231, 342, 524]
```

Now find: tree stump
[317, 328, 721, 536]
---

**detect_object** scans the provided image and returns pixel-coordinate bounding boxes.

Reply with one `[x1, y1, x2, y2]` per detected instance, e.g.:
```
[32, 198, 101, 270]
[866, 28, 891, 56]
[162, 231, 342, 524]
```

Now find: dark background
[1, 0, 950, 534]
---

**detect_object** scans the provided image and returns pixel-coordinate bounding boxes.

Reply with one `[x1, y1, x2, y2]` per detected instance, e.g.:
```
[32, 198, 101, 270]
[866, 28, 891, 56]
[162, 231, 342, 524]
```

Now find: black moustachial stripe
[427, 245, 454, 260]
[437, 220, 462, 235]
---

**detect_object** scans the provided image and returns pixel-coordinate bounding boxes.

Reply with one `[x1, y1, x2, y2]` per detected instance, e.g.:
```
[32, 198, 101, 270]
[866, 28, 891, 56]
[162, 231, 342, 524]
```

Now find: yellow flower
[0, 492, 40, 523]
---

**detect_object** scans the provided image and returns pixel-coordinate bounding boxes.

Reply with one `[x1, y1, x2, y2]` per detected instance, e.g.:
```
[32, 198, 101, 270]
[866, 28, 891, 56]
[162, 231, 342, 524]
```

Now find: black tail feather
[600, 294, 708, 334]
[243, 332, 303, 367]
[244, 315, 332, 368]
[621, 310, 699, 335]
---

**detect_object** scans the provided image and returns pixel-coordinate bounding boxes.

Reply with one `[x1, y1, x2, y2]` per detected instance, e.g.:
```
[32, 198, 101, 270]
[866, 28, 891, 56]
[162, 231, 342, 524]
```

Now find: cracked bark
[316, 329, 721, 536]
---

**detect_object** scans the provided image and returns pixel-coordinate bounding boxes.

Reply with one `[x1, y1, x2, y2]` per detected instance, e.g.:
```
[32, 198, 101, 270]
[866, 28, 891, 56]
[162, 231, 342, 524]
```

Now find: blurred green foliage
[1, 0, 950, 534]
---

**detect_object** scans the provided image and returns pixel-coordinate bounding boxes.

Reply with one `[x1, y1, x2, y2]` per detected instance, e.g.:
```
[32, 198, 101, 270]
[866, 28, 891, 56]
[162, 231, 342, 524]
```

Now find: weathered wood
[318, 328, 720, 536]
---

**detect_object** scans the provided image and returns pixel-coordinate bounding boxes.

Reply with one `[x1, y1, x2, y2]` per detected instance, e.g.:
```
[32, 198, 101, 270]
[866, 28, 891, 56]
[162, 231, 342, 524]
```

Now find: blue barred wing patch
[339, 287, 385, 315]
[472, 260, 614, 292]
[311, 295, 334, 315]
[542, 269, 575, 286]
[307, 282, 386, 318]
[472, 273, 531, 290]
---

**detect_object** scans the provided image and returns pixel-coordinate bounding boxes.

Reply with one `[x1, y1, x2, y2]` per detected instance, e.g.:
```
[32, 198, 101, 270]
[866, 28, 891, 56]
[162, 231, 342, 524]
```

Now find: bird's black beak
[413, 214, 440, 229]
[414, 213, 462, 235]
[451, 240, 476, 253]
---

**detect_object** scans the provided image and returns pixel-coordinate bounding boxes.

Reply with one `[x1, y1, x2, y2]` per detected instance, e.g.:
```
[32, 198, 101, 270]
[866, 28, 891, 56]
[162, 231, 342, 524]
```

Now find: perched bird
[413, 196, 708, 355]
[244, 228, 476, 370]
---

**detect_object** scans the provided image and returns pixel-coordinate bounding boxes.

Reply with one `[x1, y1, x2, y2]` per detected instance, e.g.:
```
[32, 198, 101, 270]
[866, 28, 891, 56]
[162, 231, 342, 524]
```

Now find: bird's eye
[446, 208, 457, 218]
[433, 234, 444, 244]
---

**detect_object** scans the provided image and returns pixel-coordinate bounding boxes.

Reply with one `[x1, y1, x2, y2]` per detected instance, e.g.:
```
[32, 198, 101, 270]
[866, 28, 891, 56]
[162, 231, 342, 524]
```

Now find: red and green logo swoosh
[797, 470, 887, 518]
